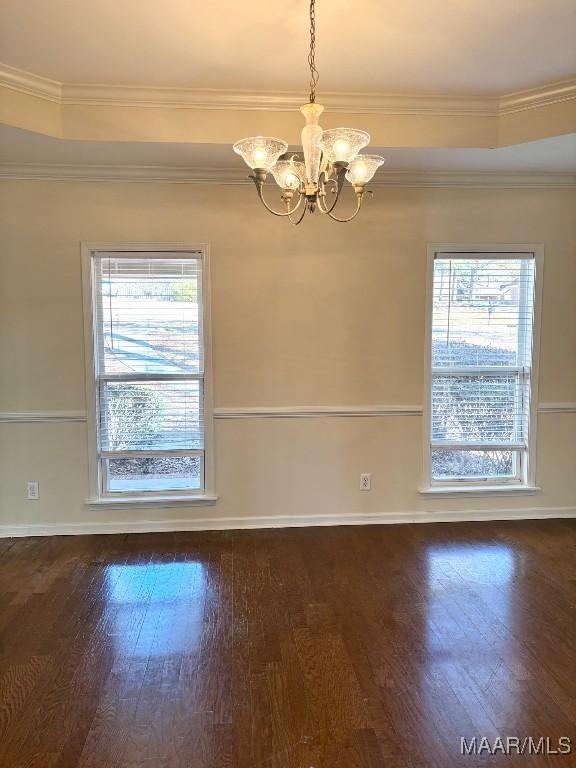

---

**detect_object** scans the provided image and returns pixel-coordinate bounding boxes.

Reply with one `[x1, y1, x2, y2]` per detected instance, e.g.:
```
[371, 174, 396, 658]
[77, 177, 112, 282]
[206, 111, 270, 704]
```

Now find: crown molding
[375, 171, 576, 188]
[499, 78, 576, 115]
[1, 63, 574, 117]
[0, 163, 249, 184]
[60, 85, 498, 115]
[0, 63, 61, 102]
[1, 163, 575, 188]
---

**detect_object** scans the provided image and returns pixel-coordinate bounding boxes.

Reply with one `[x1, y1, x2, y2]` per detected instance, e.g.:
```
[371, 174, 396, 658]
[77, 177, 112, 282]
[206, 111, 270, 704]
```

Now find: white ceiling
[0, 0, 575, 94]
[1, 125, 575, 172]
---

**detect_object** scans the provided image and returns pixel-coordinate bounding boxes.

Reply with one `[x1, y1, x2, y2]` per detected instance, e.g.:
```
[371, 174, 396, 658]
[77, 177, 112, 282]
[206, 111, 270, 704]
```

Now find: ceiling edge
[1, 163, 574, 188]
[1, 63, 575, 117]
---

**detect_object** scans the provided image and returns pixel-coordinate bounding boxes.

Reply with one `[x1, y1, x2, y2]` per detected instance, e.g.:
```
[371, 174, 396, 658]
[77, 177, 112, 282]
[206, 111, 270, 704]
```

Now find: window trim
[81, 242, 215, 505]
[421, 243, 544, 494]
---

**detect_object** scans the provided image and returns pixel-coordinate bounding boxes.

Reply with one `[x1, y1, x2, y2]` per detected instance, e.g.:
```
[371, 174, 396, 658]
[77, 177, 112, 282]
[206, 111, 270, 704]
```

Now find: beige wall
[1, 181, 575, 529]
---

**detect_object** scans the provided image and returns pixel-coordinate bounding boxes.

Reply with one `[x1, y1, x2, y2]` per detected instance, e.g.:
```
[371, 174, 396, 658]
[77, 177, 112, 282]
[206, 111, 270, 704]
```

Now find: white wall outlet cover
[360, 473, 371, 491]
[26, 481, 39, 500]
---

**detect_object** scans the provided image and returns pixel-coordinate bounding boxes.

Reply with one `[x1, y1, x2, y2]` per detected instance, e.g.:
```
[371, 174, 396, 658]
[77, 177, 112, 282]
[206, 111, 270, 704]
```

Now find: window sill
[85, 494, 218, 510]
[419, 485, 540, 497]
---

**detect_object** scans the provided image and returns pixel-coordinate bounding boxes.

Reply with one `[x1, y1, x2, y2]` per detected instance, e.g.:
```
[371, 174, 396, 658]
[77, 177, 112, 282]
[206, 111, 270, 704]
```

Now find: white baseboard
[1, 507, 575, 538]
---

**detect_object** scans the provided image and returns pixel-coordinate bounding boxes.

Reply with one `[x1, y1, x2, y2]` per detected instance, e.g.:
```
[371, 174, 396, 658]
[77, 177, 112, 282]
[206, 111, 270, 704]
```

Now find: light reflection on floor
[104, 561, 207, 658]
[423, 543, 519, 731]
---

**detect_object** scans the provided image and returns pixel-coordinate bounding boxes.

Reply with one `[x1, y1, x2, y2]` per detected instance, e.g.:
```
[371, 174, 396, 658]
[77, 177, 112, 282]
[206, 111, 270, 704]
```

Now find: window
[83, 245, 213, 501]
[424, 246, 541, 490]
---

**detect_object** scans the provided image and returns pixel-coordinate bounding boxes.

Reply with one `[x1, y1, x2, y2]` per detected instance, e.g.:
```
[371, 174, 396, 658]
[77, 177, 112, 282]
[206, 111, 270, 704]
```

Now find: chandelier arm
[326, 192, 365, 223]
[317, 171, 346, 215]
[289, 202, 308, 226]
[286, 192, 306, 221]
[251, 178, 304, 217]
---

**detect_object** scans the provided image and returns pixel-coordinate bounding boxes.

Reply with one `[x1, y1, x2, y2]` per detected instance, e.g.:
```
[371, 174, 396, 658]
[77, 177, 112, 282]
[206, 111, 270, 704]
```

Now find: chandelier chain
[308, 0, 319, 103]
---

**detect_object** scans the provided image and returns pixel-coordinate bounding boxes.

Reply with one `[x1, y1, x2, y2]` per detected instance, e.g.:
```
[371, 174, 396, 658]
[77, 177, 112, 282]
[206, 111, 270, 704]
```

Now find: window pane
[100, 380, 202, 451]
[431, 374, 520, 443]
[428, 255, 536, 484]
[105, 456, 202, 492]
[432, 259, 535, 368]
[97, 257, 202, 375]
[432, 450, 517, 480]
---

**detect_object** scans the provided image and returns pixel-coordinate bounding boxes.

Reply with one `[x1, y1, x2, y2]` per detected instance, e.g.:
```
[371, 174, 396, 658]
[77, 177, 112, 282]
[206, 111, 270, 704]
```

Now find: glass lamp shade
[271, 159, 305, 191]
[319, 128, 370, 164]
[345, 154, 386, 186]
[233, 137, 288, 171]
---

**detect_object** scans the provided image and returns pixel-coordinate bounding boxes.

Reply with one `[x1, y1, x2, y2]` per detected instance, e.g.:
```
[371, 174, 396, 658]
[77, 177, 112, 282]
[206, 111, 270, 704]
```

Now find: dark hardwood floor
[0, 520, 574, 767]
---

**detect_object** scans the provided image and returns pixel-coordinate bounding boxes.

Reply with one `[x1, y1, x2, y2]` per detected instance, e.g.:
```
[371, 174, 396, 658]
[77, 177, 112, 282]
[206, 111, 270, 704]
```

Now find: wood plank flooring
[0, 520, 574, 767]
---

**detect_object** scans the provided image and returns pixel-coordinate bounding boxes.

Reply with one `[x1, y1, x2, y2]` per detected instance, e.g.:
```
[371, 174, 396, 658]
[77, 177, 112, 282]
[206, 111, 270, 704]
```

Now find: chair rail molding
[1, 403, 575, 424]
[0, 411, 87, 423]
[213, 405, 423, 418]
[537, 402, 576, 413]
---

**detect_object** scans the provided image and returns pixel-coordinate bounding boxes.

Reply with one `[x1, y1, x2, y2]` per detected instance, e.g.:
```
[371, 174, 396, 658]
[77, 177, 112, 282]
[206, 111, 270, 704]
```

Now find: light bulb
[345, 154, 386, 186]
[253, 147, 267, 167]
[233, 137, 288, 171]
[271, 159, 305, 191]
[333, 140, 350, 161]
[283, 172, 301, 190]
[271, 159, 304, 191]
[319, 128, 370, 164]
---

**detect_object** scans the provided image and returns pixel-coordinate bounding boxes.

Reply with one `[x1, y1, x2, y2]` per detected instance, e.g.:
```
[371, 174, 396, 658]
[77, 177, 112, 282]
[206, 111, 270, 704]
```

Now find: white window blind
[428, 253, 536, 484]
[91, 251, 207, 496]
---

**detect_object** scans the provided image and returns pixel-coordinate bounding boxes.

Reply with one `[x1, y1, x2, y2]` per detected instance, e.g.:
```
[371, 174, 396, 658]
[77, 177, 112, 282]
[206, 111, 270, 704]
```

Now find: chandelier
[233, 0, 385, 224]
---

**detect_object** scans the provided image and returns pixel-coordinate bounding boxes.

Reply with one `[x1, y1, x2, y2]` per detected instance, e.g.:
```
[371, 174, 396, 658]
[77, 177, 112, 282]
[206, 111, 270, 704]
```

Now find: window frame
[81, 242, 215, 505]
[422, 244, 543, 494]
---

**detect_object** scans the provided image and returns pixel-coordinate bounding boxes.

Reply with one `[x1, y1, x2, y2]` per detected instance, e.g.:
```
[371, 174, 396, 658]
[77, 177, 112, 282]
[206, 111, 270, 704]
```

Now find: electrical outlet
[26, 481, 39, 500]
[359, 473, 371, 491]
